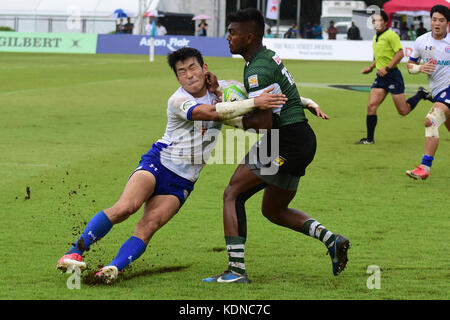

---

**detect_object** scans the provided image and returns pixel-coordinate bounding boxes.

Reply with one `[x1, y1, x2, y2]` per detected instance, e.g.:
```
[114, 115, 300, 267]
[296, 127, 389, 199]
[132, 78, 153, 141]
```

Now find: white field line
[0, 78, 134, 95]
[0, 162, 52, 167]
[0, 59, 145, 71]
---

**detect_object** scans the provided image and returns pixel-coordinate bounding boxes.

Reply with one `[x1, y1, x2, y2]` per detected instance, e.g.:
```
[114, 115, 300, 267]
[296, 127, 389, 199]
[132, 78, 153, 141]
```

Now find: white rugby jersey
[409, 32, 450, 98]
[156, 83, 223, 182]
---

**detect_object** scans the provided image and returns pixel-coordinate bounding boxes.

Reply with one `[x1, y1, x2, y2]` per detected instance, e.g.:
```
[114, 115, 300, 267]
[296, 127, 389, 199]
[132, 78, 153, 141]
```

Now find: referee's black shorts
[371, 67, 405, 95]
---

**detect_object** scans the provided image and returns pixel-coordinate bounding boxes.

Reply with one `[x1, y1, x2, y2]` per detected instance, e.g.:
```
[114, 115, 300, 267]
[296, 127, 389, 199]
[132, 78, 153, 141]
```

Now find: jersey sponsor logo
[445, 46, 450, 53]
[425, 45, 433, 51]
[248, 75, 259, 89]
[272, 156, 285, 167]
[440, 91, 447, 98]
[389, 84, 395, 90]
[272, 54, 282, 65]
[180, 99, 197, 113]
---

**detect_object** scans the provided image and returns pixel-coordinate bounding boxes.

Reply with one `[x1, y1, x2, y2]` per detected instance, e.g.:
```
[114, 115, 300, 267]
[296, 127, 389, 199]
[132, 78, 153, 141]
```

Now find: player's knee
[223, 184, 237, 203]
[367, 103, 378, 114]
[261, 205, 279, 224]
[425, 107, 446, 138]
[140, 214, 163, 234]
[113, 200, 141, 220]
[397, 108, 409, 116]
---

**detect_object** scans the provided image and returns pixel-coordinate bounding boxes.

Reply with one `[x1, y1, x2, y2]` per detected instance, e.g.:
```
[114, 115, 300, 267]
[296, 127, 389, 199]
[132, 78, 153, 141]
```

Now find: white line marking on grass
[0, 77, 142, 95]
[296, 82, 425, 93]
[0, 60, 145, 71]
[0, 162, 52, 167]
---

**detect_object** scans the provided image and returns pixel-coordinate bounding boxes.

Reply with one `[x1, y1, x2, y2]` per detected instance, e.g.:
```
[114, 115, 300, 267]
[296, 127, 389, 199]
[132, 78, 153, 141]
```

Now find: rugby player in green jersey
[203, 8, 350, 283]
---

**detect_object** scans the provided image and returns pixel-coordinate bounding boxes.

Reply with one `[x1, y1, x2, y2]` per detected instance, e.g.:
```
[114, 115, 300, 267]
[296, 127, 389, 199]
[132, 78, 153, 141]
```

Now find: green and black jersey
[243, 46, 307, 128]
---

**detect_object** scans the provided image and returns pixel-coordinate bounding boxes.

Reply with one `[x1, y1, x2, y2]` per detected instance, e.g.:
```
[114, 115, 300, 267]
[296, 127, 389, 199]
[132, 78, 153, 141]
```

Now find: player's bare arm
[361, 60, 376, 74]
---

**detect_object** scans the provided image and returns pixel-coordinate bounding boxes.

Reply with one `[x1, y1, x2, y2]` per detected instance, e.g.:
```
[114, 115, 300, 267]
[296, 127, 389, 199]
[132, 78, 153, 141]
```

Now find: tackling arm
[190, 89, 287, 121]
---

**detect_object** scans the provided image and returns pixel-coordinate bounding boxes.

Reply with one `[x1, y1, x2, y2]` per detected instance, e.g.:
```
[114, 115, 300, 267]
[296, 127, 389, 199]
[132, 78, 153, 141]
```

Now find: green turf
[0, 52, 448, 300]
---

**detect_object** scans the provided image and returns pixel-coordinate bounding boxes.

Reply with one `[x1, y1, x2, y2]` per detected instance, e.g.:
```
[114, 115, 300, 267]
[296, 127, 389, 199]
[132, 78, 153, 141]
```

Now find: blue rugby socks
[421, 154, 434, 171]
[108, 236, 147, 271]
[67, 211, 113, 256]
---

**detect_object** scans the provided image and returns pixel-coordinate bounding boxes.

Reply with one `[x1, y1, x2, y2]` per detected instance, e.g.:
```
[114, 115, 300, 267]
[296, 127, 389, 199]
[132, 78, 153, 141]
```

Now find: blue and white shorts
[130, 143, 195, 206]
[433, 86, 450, 109]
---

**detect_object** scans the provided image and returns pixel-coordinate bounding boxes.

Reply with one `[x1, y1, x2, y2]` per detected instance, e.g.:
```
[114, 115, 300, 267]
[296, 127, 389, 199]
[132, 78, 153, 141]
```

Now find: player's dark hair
[227, 8, 265, 39]
[167, 47, 204, 75]
[375, 11, 389, 23]
[430, 5, 449, 22]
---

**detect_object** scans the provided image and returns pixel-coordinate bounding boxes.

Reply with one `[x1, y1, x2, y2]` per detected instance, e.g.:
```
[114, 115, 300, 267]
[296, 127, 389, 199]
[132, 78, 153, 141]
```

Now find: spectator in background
[416, 22, 427, 37]
[312, 22, 323, 39]
[156, 21, 167, 36]
[347, 21, 361, 40]
[284, 23, 298, 38]
[400, 21, 410, 40]
[327, 20, 338, 40]
[196, 19, 208, 36]
[265, 28, 274, 38]
[305, 22, 313, 39]
[408, 24, 417, 41]
[391, 21, 400, 36]
[116, 18, 125, 34]
[124, 17, 134, 34]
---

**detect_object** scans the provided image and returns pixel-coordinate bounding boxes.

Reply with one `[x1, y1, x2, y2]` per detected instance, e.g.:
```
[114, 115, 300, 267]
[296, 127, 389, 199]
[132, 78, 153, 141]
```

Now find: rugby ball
[222, 83, 248, 102]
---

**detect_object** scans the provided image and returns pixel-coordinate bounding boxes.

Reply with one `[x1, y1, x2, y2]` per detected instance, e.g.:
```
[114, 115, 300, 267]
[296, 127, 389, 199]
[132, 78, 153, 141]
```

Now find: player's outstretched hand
[205, 72, 219, 94]
[254, 87, 288, 110]
[311, 106, 329, 119]
[420, 60, 436, 75]
[361, 67, 373, 74]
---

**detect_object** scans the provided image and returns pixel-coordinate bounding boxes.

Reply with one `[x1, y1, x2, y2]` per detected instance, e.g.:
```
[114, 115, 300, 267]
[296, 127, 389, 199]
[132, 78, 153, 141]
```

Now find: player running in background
[356, 11, 432, 145]
[56, 47, 287, 283]
[406, 5, 450, 180]
[203, 8, 350, 284]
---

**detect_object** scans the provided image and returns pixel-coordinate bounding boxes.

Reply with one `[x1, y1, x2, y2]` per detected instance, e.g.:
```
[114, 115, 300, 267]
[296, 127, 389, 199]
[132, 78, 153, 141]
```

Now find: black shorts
[371, 68, 405, 95]
[244, 122, 317, 190]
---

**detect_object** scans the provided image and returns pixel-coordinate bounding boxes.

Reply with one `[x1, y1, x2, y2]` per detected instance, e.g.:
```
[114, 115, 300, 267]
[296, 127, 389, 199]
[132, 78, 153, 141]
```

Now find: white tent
[0, 0, 154, 34]
[0, 0, 140, 17]
[0, 0, 225, 36]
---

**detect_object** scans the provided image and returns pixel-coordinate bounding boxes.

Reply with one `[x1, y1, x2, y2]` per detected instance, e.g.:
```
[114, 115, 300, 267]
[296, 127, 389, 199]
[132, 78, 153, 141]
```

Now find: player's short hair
[430, 5, 449, 22]
[372, 11, 389, 23]
[167, 47, 204, 75]
[227, 8, 265, 39]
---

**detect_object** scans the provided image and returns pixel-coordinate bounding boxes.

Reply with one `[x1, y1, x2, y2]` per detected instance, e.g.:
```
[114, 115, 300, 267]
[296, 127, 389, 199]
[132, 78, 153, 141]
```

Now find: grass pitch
[0, 52, 448, 300]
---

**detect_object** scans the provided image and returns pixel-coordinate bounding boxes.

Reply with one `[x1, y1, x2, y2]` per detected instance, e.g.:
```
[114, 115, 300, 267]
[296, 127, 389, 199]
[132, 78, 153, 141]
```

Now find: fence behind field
[0, 31, 416, 63]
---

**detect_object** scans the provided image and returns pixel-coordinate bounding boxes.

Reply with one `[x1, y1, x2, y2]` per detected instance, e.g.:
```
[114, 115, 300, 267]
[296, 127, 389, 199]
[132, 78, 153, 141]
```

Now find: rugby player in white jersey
[56, 47, 288, 283]
[406, 5, 450, 180]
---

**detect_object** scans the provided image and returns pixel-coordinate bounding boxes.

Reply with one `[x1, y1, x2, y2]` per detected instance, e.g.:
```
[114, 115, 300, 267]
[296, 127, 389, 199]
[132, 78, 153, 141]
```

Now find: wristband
[407, 63, 421, 74]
